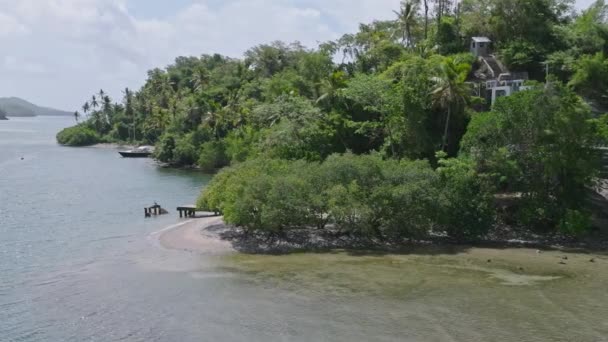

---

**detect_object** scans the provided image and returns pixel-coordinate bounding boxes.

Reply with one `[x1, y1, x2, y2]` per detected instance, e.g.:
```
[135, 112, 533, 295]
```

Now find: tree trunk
[437, 0, 443, 27]
[454, 0, 461, 37]
[443, 105, 451, 152]
[386, 120, 397, 158]
[424, 0, 429, 40]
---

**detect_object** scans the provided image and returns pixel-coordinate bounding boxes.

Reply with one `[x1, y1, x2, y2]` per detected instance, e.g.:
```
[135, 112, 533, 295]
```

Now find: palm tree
[102, 95, 111, 112]
[191, 67, 210, 92]
[431, 57, 471, 151]
[102, 95, 112, 126]
[73, 111, 80, 123]
[98, 89, 105, 101]
[316, 71, 347, 106]
[393, 0, 419, 47]
[82, 102, 90, 117]
[90, 95, 98, 110]
[122, 88, 135, 140]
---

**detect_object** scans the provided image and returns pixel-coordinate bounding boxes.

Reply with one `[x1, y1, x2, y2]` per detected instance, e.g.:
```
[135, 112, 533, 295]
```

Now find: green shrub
[56, 125, 100, 146]
[109, 122, 131, 141]
[155, 134, 176, 163]
[461, 84, 604, 232]
[321, 154, 389, 236]
[321, 154, 438, 238]
[197, 158, 290, 230]
[381, 160, 440, 239]
[224, 127, 260, 163]
[172, 134, 198, 166]
[198, 153, 441, 239]
[256, 173, 311, 232]
[326, 181, 378, 235]
[558, 209, 592, 236]
[198, 140, 229, 172]
[499, 40, 545, 74]
[436, 154, 495, 241]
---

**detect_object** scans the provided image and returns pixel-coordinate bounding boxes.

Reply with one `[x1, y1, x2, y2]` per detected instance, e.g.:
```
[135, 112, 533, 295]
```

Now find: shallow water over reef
[1, 117, 608, 342]
[222, 248, 608, 341]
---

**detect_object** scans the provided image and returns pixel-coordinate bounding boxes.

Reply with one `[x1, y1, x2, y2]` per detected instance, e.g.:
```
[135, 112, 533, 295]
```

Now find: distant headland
[0, 97, 72, 118]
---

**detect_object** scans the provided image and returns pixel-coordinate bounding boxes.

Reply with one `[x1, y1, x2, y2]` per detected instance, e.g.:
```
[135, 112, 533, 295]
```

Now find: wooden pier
[177, 205, 220, 218]
[143, 203, 219, 218]
[145, 204, 167, 217]
[177, 205, 197, 218]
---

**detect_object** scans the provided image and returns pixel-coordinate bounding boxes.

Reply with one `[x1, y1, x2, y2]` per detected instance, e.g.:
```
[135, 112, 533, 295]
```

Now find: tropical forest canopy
[59, 0, 608, 239]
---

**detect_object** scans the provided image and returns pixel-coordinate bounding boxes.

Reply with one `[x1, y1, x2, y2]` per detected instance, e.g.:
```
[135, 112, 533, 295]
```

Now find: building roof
[472, 37, 492, 43]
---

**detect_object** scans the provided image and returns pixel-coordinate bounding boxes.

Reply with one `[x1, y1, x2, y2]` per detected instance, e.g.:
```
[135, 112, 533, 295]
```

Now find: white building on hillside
[470, 37, 491, 57]
[469, 37, 530, 106]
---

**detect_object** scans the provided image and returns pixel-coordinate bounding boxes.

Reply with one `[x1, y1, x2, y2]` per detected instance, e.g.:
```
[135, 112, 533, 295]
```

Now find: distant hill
[0, 97, 72, 117]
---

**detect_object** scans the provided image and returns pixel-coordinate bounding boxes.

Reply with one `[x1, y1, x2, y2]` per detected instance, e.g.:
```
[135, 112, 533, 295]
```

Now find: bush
[461, 84, 604, 231]
[224, 127, 260, 163]
[172, 134, 198, 166]
[436, 154, 495, 241]
[155, 134, 176, 163]
[381, 159, 441, 239]
[257, 172, 312, 232]
[197, 158, 291, 230]
[569, 53, 608, 107]
[499, 40, 545, 75]
[321, 154, 438, 238]
[198, 153, 442, 239]
[559, 210, 593, 236]
[319, 154, 390, 236]
[56, 125, 100, 146]
[109, 122, 131, 141]
[198, 140, 229, 172]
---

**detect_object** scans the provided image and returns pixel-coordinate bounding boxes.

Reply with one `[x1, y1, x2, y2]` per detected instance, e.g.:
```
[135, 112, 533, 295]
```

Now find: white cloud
[0, 0, 594, 110]
[0, 0, 369, 109]
[0, 11, 28, 36]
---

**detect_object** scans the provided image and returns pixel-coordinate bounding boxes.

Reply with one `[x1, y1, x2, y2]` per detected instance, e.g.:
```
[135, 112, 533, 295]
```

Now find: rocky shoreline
[158, 217, 608, 256]
[218, 225, 608, 255]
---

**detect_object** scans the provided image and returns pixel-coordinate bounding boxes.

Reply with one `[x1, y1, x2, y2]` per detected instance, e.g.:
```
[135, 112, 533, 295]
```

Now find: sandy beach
[155, 216, 235, 254]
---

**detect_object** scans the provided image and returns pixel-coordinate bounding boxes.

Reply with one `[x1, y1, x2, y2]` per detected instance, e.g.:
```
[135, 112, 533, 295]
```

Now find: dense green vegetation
[56, 125, 102, 147]
[60, 0, 608, 238]
[198, 153, 494, 240]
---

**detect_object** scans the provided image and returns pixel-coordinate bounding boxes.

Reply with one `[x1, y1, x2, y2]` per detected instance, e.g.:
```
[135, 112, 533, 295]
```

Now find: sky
[0, 0, 599, 111]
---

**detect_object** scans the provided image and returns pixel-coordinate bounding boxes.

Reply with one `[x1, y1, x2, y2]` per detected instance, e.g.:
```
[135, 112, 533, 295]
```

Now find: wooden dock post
[177, 205, 199, 219]
[145, 204, 167, 218]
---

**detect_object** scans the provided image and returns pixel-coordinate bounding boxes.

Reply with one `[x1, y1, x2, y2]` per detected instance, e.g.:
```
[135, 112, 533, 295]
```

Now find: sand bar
[155, 216, 234, 254]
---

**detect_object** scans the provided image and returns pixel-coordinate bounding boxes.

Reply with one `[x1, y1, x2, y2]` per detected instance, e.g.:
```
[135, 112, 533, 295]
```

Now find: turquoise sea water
[2, 117, 608, 342]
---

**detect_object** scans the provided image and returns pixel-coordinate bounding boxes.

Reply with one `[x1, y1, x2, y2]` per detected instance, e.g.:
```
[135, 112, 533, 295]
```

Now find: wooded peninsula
[58, 0, 608, 241]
